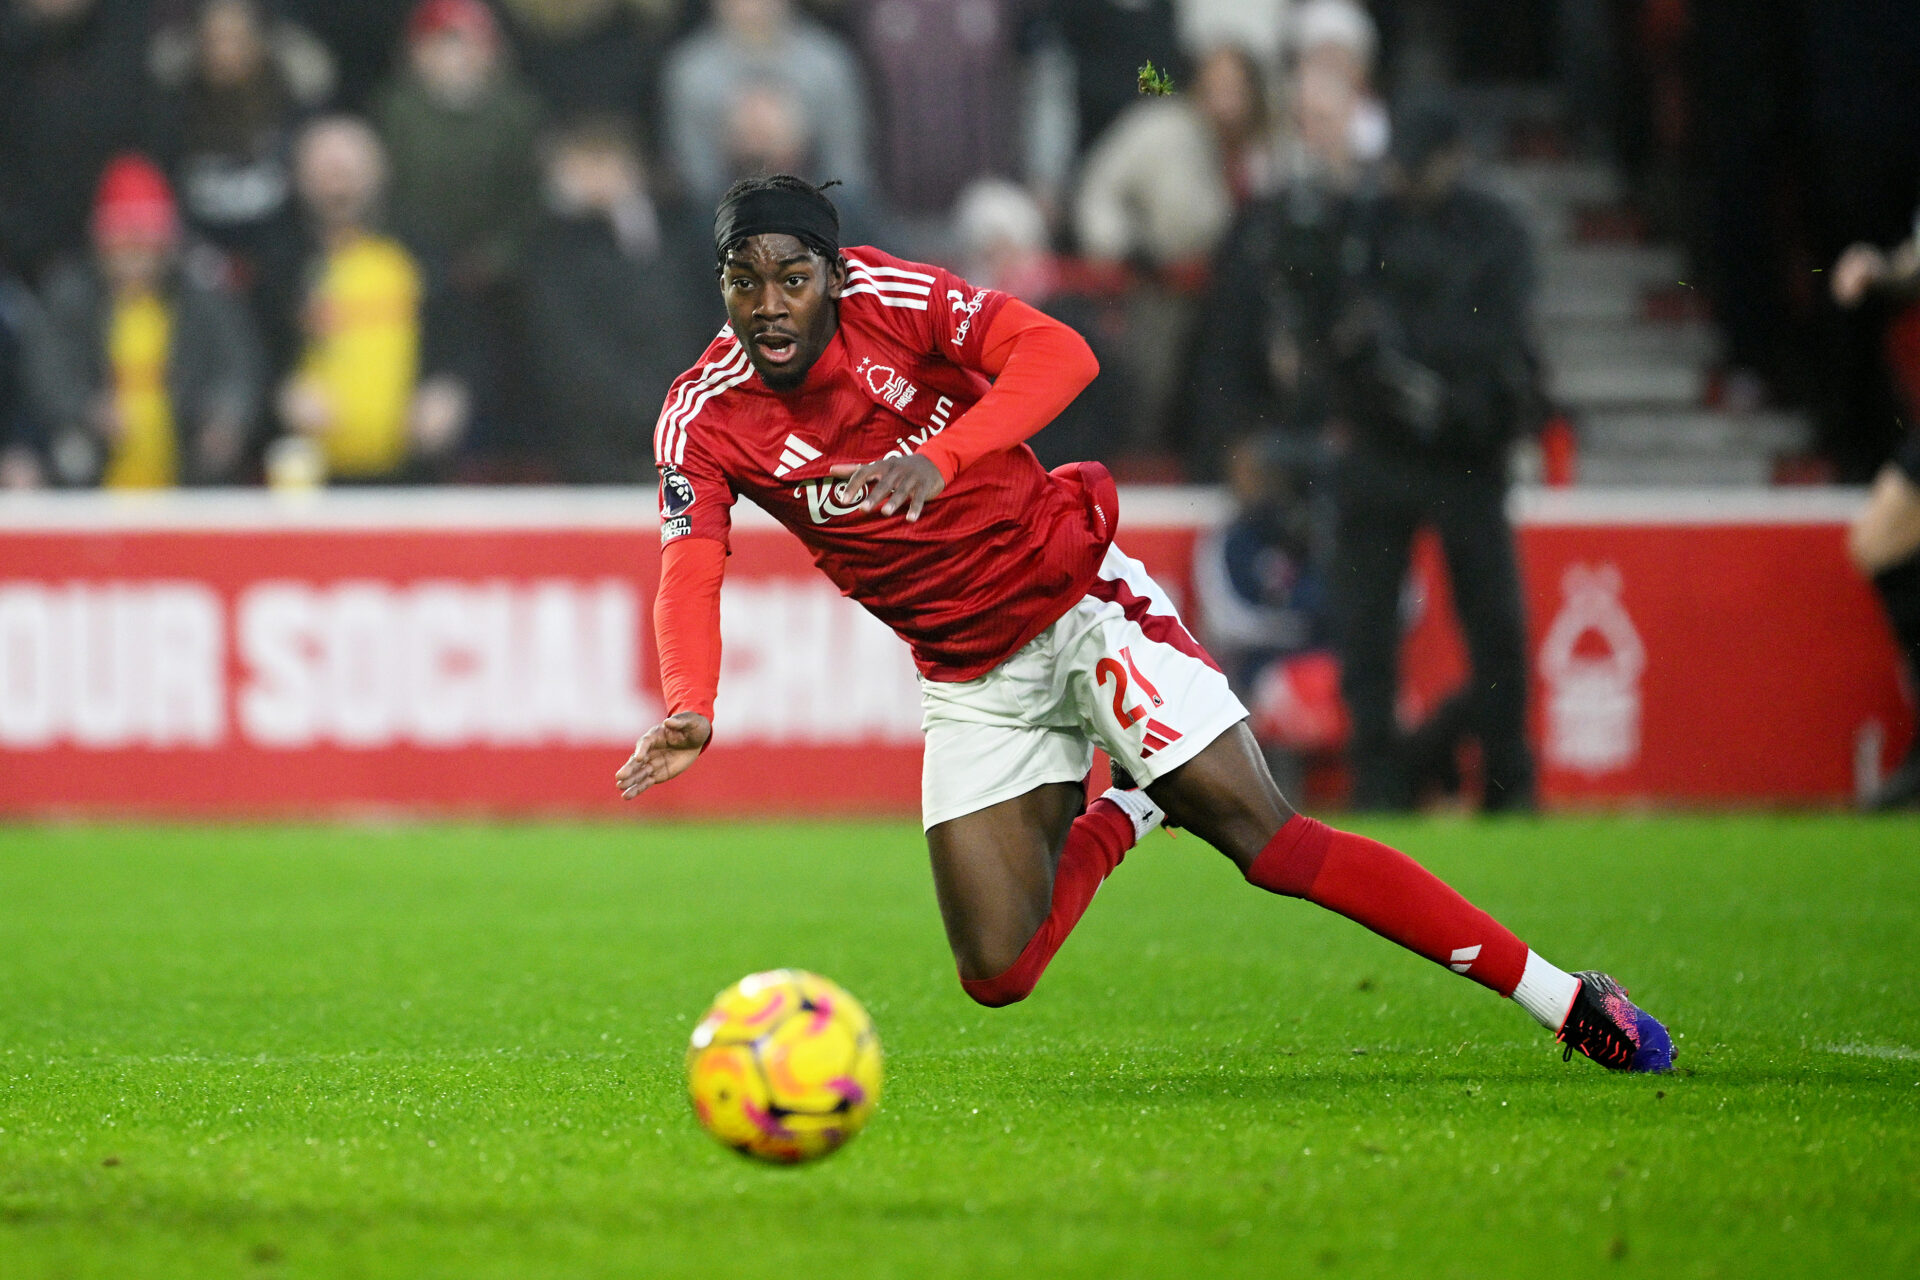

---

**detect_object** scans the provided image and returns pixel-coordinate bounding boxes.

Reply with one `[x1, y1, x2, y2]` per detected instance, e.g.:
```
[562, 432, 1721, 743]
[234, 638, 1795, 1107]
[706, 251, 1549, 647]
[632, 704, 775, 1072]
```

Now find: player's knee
[959, 962, 1038, 1008]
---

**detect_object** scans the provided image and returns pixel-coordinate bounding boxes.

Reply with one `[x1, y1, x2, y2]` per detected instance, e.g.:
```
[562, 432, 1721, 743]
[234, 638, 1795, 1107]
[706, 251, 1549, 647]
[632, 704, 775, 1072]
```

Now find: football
[686, 969, 883, 1164]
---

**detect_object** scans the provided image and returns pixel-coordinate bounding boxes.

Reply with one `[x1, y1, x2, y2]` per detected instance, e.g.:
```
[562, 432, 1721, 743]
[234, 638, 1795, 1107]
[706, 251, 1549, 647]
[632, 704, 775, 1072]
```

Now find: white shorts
[918, 544, 1250, 829]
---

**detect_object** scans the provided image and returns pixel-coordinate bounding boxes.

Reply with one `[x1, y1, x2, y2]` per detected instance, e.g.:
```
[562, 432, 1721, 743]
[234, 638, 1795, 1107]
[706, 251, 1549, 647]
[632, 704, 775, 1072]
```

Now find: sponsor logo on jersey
[855, 357, 918, 413]
[659, 465, 695, 517]
[773, 434, 823, 479]
[947, 288, 988, 347]
[795, 478, 865, 526]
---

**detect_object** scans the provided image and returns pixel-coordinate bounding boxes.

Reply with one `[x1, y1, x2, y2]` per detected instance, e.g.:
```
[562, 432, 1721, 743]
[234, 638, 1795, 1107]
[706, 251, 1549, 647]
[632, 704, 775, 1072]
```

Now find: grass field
[1, 815, 1917, 1279]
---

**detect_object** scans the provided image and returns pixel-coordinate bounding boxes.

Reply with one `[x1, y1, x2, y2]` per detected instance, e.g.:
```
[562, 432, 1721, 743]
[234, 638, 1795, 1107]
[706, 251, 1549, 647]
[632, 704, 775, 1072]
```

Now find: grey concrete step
[1550, 362, 1704, 409]
[1575, 453, 1775, 486]
[1542, 320, 1721, 367]
[1579, 409, 1812, 456]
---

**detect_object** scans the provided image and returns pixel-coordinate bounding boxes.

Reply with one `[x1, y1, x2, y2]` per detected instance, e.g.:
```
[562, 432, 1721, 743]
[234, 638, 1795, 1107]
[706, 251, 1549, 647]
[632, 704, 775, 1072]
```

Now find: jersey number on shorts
[1095, 646, 1164, 730]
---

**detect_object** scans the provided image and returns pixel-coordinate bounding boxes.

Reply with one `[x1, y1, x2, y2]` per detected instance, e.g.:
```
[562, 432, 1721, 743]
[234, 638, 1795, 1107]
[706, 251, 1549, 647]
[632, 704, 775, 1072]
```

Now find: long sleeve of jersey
[653, 535, 726, 723]
[914, 298, 1100, 483]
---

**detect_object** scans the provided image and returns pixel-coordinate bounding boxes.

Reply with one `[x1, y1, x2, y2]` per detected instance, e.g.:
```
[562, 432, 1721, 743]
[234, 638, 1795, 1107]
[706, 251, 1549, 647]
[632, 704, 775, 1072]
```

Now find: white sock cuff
[1099, 786, 1164, 843]
[1511, 951, 1583, 1031]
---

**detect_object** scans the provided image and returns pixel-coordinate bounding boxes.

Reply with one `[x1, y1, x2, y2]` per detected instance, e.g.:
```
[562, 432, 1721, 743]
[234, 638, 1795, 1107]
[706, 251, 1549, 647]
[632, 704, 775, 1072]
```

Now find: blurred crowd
[2, 0, 1917, 495]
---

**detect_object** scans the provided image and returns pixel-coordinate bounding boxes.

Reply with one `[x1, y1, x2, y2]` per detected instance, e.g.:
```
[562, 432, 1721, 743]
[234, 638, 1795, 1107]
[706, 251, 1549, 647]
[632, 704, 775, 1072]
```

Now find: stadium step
[1491, 149, 1810, 489]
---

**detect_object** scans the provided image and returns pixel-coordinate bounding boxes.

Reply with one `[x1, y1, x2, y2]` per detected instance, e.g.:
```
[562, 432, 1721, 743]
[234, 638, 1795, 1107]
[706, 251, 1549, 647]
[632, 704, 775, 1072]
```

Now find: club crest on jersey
[795, 478, 865, 525]
[855, 357, 918, 413]
[659, 464, 695, 517]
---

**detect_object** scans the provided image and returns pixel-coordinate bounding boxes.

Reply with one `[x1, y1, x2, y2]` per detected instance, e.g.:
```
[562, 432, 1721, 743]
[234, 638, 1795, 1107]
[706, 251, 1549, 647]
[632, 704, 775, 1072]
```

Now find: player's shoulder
[839, 244, 944, 315]
[655, 326, 754, 468]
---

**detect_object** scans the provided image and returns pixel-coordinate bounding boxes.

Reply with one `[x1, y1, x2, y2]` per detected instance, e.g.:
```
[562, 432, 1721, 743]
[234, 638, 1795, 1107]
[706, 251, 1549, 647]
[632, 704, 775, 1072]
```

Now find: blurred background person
[844, 0, 1022, 244]
[0, 0, 152, 284]
[1328, 100, 1540, 813]
[1075, 42, 1277, 461]
[275, 115, 459, 484]
[1285, 0, 1386, 166]
[0, 265, 46, 488]
[1184, 55, 1369, 480]
[1074, 43, 1275, 270]
[24, 155, 263, 488]
[1042, 0, 1182, 159]
[662, 0, 872, 205]
[498, 0, 679, 146]
[147, 0, 334, 381]
[522, 114, 712, 484]
[952, 176, 1130, 467]
[720, 79, 895, 248]
[374, 0, 545, 473]
[1832, 212, 1920, 809]
[1192, 434, 1337, 797]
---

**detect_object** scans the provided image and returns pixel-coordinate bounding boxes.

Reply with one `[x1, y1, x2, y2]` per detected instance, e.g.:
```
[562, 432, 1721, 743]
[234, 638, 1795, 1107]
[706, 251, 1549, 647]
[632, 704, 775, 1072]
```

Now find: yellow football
[686, 969, 883, 1164]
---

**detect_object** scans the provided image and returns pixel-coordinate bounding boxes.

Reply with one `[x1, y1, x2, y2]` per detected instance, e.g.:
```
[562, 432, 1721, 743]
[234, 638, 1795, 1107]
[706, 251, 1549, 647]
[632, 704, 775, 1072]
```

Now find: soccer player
[617, 175, 1674, 1072]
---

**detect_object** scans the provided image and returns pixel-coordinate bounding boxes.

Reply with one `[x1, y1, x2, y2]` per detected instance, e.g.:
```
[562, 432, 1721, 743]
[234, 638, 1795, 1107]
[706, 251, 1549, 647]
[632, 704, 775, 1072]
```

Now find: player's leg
[1146, 725, 1672, 1071]
[1078, 545, 1673, 1071]
[918, 639, 1163, 1006]
[927, 780, 1157, 1005]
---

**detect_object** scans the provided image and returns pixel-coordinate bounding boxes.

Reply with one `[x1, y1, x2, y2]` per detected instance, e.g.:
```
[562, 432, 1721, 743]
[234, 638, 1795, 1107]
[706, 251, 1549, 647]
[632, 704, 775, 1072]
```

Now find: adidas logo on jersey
[773, 434, 823, 478]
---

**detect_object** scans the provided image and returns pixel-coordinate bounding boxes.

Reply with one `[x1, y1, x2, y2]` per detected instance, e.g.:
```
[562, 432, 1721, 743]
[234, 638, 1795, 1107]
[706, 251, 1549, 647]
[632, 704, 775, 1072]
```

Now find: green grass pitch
[2, 815, 1917, 1279]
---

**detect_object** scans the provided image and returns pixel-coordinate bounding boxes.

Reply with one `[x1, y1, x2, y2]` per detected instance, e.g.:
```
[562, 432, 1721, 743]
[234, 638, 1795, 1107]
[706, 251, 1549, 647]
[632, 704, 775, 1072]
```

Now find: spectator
[522, 114, 713, 483]
[1074, 43, 1274, 269]
[1076, 43, 1276, 456]
[1183, 56, 1370, 479]
[0, 268, 45, 488]
[721, 80, 896, 249]
[279, 0, 413, 112]
[23, 155, 263, 488]
[952, 177, 1130, 467]
[275, 116, 458, 483]
[1285, 0, 1386, 165]
[375, 0, 545, 289]
[0, 0, 152, 283]
[846, 0, 1021, 219]
[1177, 0, 1289, 68]
[147, 0, 334, 379]
[497, 0, 676, 140]
[373, 0, 546, 465]
[1192, 434, 1336, 794]
[1193, 434, 1328, 693]
[1327, 100, 1539, 812]
[1833, 213, 1920, 809]
[1043, 0, 1183, 155]
[662, 0, 872, 205]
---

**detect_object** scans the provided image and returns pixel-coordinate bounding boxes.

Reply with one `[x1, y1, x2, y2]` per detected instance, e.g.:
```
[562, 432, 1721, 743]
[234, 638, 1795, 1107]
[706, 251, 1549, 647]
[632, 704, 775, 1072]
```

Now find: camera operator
[1329, 100, 1540, 812]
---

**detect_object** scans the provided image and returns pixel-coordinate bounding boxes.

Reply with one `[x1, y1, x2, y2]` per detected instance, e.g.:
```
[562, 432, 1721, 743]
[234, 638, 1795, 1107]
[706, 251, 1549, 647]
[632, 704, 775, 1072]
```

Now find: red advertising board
[0, 487, 1907, 816]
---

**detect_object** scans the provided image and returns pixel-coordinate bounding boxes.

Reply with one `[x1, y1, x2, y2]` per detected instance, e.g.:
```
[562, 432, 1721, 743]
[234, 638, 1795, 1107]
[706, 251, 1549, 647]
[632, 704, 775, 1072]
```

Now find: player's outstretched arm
[616, 711, 713, 798]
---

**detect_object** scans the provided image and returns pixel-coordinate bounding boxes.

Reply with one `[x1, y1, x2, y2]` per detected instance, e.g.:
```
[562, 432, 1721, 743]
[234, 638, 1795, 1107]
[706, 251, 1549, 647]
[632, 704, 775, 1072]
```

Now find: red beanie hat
[407, 0, 496, 44]
[92, 154, 180, 247]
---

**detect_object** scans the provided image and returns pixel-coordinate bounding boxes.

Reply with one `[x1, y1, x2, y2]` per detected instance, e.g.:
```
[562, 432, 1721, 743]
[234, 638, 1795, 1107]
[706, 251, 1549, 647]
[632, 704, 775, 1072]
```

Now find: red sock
[961, 797, 1135, 1007]
[1246, 815, 1528, 995]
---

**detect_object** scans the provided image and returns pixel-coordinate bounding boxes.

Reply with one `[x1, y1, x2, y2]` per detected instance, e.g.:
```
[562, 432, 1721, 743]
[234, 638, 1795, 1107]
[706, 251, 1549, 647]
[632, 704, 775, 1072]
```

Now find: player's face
[721, 233, 846, 391]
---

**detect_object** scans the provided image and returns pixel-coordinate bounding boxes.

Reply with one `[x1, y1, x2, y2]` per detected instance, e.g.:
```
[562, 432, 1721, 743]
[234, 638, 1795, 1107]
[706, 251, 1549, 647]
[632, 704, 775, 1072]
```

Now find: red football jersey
[653, 246, 1116, 682]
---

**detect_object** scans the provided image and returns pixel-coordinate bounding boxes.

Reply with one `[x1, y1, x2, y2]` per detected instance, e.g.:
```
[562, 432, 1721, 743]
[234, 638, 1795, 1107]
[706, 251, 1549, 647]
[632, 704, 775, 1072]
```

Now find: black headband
[713, 185, 840, 263]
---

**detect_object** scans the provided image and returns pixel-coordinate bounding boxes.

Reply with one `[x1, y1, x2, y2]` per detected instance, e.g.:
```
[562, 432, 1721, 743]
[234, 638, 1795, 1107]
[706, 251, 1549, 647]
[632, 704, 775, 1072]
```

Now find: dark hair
[714, 173, 841, 264]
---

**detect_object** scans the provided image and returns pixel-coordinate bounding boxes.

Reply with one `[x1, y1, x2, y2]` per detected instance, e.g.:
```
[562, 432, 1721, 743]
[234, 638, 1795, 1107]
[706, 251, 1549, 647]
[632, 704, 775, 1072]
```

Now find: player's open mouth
[754, 333, 799, 365]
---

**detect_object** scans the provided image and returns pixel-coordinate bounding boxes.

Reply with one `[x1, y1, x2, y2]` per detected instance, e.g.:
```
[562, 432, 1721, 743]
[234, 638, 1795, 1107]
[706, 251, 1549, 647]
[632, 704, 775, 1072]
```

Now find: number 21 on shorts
[1094, 645, 1164, 730]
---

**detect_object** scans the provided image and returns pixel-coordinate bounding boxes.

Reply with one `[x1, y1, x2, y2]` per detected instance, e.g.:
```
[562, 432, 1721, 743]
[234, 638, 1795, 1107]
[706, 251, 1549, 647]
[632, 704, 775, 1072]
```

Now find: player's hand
[829, 456, 945, 522]
[615, 711, 712, 799]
